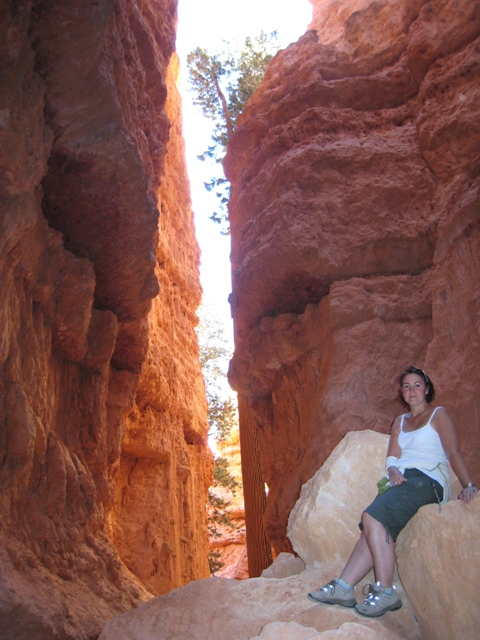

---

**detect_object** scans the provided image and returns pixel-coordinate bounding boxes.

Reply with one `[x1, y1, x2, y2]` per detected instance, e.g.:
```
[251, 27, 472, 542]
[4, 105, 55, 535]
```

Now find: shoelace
[322, 580, 337, 594]
[362, 584, 380, 606]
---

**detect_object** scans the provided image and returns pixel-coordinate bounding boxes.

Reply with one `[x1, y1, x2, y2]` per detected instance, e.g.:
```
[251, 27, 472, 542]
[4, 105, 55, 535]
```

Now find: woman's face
[401, 373, 428, 407]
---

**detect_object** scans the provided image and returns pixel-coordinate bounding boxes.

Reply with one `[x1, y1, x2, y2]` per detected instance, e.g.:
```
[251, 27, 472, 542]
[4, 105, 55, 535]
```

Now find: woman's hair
[399, 365, 435, 403]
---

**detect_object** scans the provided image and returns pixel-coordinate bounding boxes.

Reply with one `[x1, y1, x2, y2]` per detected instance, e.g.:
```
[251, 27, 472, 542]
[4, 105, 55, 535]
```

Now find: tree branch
[213, 74, 234, 139]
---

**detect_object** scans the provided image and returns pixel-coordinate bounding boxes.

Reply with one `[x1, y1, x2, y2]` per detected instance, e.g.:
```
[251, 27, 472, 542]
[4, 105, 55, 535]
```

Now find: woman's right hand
[388, 466, 407, 487]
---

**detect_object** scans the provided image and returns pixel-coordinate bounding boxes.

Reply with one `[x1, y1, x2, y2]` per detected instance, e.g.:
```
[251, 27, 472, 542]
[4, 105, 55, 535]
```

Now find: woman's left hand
[458, 485, 478, 504]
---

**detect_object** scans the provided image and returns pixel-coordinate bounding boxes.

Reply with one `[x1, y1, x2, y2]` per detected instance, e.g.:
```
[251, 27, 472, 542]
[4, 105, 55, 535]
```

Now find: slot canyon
[1, 1, 479, 639]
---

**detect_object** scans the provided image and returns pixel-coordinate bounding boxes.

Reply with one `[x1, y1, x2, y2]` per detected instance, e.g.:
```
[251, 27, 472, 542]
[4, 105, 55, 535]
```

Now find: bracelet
[465, 482, 476, 489]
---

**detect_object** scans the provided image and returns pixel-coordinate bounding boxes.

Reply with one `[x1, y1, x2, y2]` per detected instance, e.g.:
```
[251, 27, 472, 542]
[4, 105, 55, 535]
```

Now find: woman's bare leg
[339, 513, 396, 587]
[360, 512, 396, 586]
[340, 531, 374, 586]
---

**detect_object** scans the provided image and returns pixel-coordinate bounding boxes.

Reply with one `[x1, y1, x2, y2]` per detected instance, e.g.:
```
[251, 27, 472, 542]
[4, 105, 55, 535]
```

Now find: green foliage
[187, 31, 280, 232]
[208, 549, 224, 574]
[208, 395, 237, 444]
[207, 455, 240, 573]
[207, 490, 237, 539]
[196, 306, 241, 574]
[196, 305, 237, 445]
[228, 33, 278, 122]
[197, 307, 233, 434]
[207, 456, 241, 573]
[213, 456, 240, 494]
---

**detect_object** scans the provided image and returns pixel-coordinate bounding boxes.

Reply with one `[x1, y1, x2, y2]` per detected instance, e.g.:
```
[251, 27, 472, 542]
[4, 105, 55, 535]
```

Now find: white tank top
[397, 406, 451, 503]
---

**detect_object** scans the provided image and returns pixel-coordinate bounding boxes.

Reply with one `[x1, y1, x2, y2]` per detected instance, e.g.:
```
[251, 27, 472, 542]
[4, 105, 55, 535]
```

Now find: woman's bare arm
[386, 417, 406, 485]
[433, 408, 477, 503]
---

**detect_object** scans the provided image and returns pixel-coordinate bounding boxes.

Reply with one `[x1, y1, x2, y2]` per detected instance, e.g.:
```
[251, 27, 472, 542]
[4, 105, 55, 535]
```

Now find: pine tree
[187, 31, 279, 232]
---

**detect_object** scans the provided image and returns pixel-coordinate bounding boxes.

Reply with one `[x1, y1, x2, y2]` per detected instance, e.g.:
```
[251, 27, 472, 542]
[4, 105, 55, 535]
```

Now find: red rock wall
[0, 1, 210, 637]
[107, 55, 212, 596]
[226, 0, 480, 556]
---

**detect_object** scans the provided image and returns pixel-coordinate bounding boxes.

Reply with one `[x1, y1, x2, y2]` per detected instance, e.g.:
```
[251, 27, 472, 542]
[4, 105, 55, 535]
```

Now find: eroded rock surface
[0, 1, 210, 637]
[98, 566, 416, 640]
[226, 0, 480, 560]
[248, 620, 400, 640]
[97, 430, 478, 640]
[396, 498, 480, 640]
[106, 54, 212, 596]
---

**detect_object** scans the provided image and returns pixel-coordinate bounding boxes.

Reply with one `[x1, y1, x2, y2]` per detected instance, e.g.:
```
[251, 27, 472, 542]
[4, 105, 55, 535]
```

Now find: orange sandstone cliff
[226, 0, 480, 572]
[0, 1, 211, 638]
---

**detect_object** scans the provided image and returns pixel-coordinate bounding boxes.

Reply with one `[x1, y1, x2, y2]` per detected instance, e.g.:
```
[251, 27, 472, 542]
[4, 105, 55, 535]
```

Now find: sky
[175, 0, 313, 341]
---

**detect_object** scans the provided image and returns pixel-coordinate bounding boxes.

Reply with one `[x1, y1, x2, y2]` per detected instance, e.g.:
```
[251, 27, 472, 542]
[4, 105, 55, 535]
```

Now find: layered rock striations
[0, 1, 210, 638]
[226, 0, 480, 564]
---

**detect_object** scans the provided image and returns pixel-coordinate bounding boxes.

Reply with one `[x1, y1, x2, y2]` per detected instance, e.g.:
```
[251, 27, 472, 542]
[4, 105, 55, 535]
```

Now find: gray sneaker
[307, 578, 356, 607]
[355, 582, 402, 617]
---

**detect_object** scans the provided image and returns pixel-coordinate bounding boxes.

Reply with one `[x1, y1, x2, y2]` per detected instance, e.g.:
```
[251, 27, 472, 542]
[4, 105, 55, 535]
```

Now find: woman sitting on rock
[308, 365, 478, 617]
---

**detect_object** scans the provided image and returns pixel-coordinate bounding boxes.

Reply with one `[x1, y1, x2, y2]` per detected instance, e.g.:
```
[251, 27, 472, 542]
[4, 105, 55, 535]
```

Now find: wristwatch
[465, 482, 476, 488]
